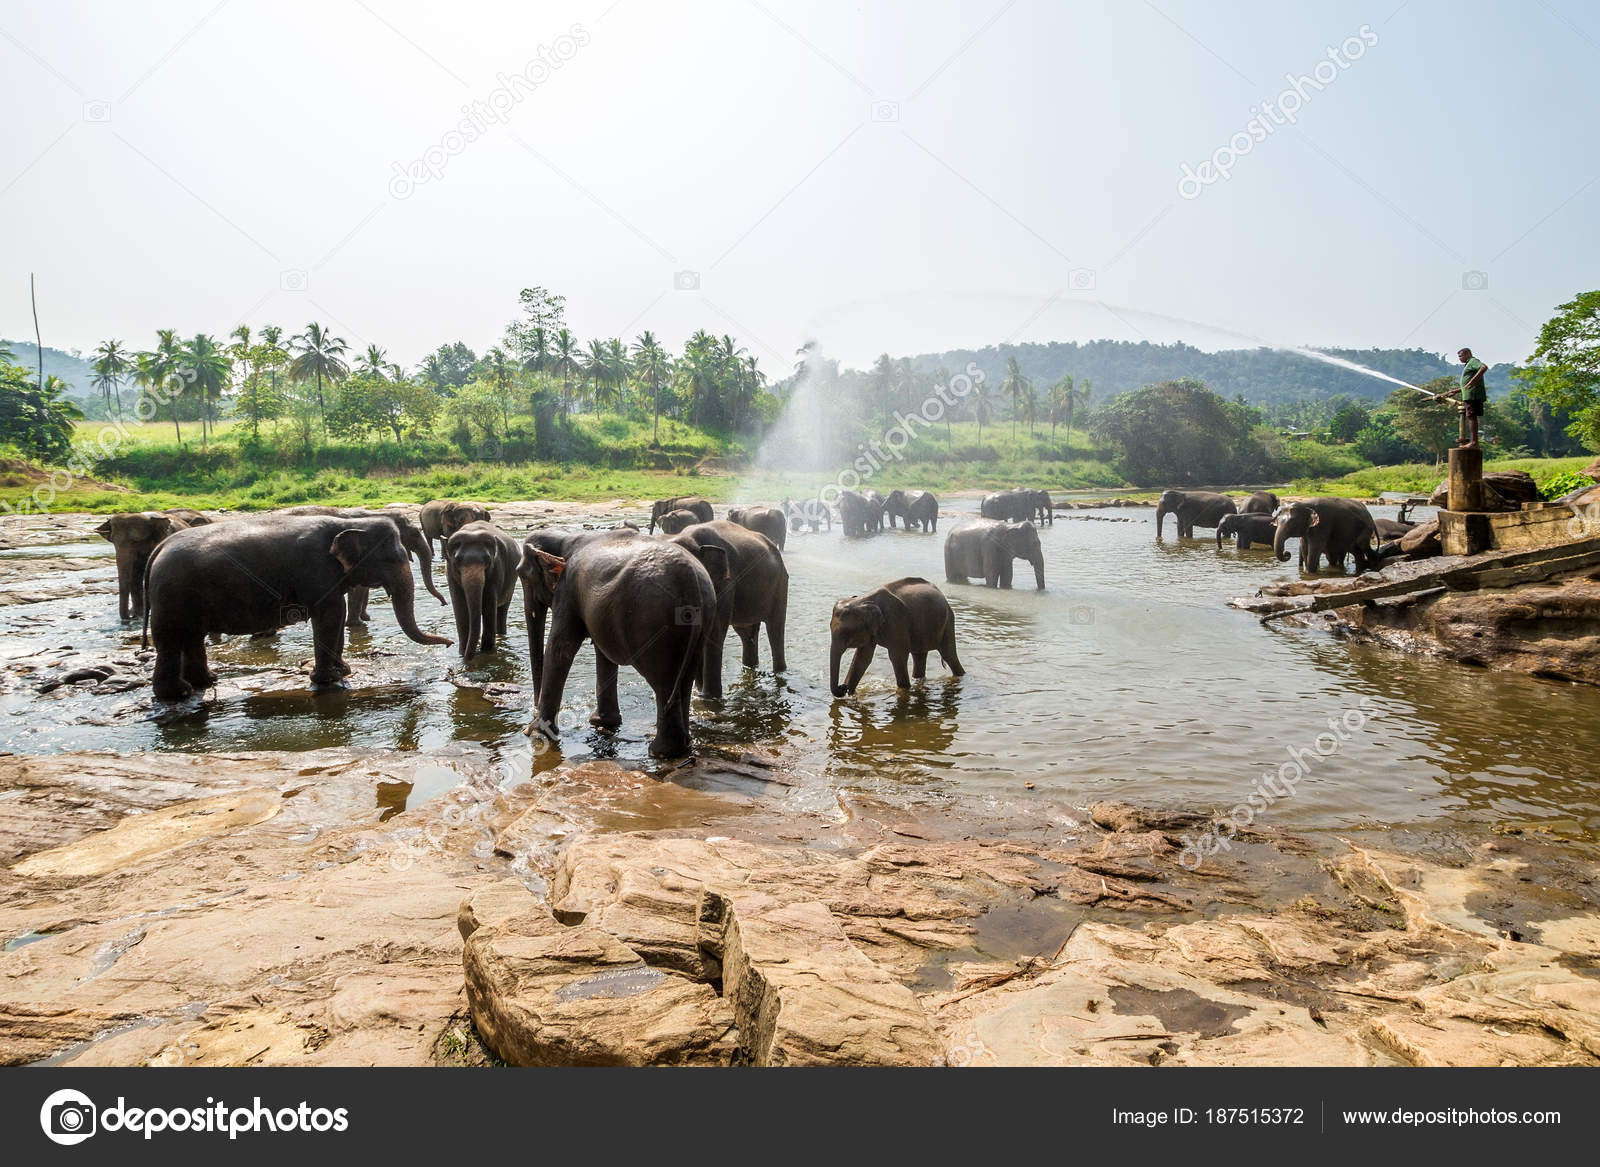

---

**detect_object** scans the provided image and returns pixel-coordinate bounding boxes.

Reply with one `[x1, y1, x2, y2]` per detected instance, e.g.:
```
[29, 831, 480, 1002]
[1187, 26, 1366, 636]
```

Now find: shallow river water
[4, 499, 1598, 843]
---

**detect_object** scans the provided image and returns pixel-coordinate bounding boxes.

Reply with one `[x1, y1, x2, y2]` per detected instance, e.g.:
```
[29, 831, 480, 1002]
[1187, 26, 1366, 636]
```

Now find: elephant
[655, 508, 705, 535]
[726, 505, 787, 550]
[829, 578, 964, 697]
[521, 536, 721, 758]
[280, 506, 446, 627]
[420, 499, 492, 556]
[781, 496, 831, 532]
[944, 519, 1046, 589]
[1273, 499, 1379, 572]
[95, 509, 211, 621]
[444, 520, 522, 660]
[838, 489, 884, 537]
[648, 495, 713, 533]
[518, 526, 642, 703]
[1238, 490, 1279, 515]
[142, 514, 452, 701]
[980, 488, 1050, 525]
[882, 489, 938, 532]
[1155, 489, 1237, 538]
[667, 520, 787, 699]
[1373, 517, 1416, 541]
[1215, 512, 1278, 550]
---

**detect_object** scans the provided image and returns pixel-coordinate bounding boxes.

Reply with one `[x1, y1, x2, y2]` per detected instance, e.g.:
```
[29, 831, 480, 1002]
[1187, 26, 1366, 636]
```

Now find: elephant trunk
[386, 569, 452, 647]
[1273, 521, 1293, 563]
[1031, 551, 1046, 590]
[1155, 502, 1168, 538]
[407, 528, 446, 606]
[527, 602, 548, 703]
[1215, 524, 1225, 550]
[829, 638, 847, 698]
[459, 561, 486, 658]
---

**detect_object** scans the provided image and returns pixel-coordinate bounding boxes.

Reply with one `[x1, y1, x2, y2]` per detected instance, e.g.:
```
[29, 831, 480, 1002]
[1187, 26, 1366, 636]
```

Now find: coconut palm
[1050, 374, 1074, 440]
[1001, 355, 1030, 441]
[91, 338, 131, 420]
[551, 329, 579, 411]
[138, 329, 186, 443]
[180, 334, 232, 450]
[1070, 378, 1092, 433]
[520, 326, 550, 375]
[631, 330, 669, 443]
[288, 322, 349, 435]
[357, 344, 389, 377]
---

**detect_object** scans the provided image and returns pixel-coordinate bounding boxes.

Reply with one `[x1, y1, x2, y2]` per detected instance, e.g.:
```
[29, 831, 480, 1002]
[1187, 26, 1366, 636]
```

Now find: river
[3, 499, 1597, 846]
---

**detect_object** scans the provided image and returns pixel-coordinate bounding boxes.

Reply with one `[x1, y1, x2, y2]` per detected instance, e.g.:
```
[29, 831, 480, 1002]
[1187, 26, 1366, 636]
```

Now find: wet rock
[1428, 470, 1539, 512]
[460, 881, 738, 1066]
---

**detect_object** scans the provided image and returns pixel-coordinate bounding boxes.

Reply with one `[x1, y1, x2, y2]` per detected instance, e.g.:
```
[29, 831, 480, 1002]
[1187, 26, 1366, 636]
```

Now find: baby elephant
[829, 577, 964, 697]
[654, 508, 705, 535]
[1215, 512, 1277, 550]
[445, 520, 521, 659]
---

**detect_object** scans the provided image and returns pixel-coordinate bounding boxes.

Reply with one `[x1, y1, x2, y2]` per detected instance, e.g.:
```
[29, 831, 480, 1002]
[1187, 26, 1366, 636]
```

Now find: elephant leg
[766, 596, 786, 674]
[151, 635, 193, 701]
[497, 601, 510, 637]
[448, 578, 470, 657]
[912, 651, 928, 679]
[736, 623, 759, 670]
[533, 628, 582, 740]
[998, 557, 1014, 589]
[591, 653, 622, 731]
[309, 607, 347, 687]
[180, 637, 216, 690]
[344, 587, 367, 628]
[889, 649, 912, 690]
[649, 643, 696, 759]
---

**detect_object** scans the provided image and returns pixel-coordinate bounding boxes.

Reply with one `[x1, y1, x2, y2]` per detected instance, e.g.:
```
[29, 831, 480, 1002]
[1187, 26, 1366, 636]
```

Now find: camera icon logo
[1461, 270, 1489, 291]
[674, 605, 701, 625]
[40, 1088, 97, 1146]
[1068, 267, 1097, 291]
[1068, 605, 1096, 626]
[870, 100, 900, 122]
[281, 269, 309, 292]
[673, 270, 700, 292]
[82, 100, 112, 123]
[280, 603, 309, 625]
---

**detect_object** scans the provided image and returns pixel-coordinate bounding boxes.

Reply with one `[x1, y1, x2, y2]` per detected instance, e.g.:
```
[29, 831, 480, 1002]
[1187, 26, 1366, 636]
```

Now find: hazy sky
[4, 0, 1596, 375]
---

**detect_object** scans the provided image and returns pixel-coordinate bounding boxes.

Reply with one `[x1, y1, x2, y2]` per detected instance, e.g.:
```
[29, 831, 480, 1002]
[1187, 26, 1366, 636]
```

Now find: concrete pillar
[1448, 445, 1483, 513]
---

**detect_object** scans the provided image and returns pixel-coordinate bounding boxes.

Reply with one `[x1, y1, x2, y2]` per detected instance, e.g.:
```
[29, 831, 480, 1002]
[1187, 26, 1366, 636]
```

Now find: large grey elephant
[1155, 489, 1237, 538]
[668, 519, 787, 699]
[1237, 490, 1279, 515]
[647, 495, 713, 533]
[1273, 499, 1379, 572]
[982, 488, 1051, 525]
[419, 499, 492, 556]
[521, 535, 721, 757]
[1215, 512, 1278, 550]
[726, 505, 787, 551]
[829, 577, 964, 696]
[444, 520, 521, 660]
[883, 489, 938, 532]
[838, 489, 883, 537]
[782, 496, 831, 532]
[95, 508, 211, 621]
[280, 505, 446, 627]
[517, 526, 640, 703]
[944, 519, 1045, 589]
[143, 514, 452, 700]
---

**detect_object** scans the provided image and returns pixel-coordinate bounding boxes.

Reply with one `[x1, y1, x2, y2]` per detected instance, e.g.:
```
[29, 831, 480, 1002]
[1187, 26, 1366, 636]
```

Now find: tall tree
[180, 334, 232, 450]
[1001, 355, 1030, 441]
[91, 338, 131, 420]
[357, 343, 389, 376]
[139, 329, 186, 444]
[288, 322, 349, 436]
[632, 330, 669, 443]
[551, 329, 579, 411]
[1050, 373, 1073, 440]
[1517, 289, 1600, 448]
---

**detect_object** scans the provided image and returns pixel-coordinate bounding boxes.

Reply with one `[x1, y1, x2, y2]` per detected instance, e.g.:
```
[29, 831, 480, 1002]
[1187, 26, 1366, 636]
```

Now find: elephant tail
[139, 542, 159, 649]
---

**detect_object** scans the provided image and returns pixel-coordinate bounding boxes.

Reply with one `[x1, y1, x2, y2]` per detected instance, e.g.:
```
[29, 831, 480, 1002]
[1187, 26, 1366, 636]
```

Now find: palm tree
[551, 329, 579, 411]
[603, 339, 630, 414]
[869, 353, 894, 429]
[1050, 373, 1074, 440]
[180, 334, 232, 450]
[581, 338, 609, 412]
[1071, 378, 1092, 434]
[288, 322, 349, 435]
[91, 339, 131, 420]
[520, 326, 550, 375]
[357, 343, 389, 377]
[139, 329, 185, 443]
[1001, 355, 1030, 442]
[632, 330, 669, 443]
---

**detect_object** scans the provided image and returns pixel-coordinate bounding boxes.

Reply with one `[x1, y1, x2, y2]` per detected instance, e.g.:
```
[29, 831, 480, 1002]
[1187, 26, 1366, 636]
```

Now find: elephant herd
[1157, 487, 1418, 573]
[96, 487, 1051, 759]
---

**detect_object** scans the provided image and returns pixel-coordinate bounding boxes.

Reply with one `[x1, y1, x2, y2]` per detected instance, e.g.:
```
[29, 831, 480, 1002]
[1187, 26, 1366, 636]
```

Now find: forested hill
[903, 341, 1516, 406]
[0, 341, 95, 397]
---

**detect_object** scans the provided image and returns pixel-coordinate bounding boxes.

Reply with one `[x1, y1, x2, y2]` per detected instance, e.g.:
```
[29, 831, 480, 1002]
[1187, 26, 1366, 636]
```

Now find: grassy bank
[1296, 455, 1594, 499]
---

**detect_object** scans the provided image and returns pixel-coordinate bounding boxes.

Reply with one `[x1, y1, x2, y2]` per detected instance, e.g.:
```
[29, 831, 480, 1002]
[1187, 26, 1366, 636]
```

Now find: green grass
[1293, 455, 1594, 499]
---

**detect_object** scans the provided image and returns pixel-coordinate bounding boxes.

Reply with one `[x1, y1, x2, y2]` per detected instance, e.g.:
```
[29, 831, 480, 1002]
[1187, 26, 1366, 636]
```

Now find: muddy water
[4, 501, 1599, 842]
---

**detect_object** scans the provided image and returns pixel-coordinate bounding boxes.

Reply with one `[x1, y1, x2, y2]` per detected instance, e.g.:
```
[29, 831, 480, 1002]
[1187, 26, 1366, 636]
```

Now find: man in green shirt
[1449, 347, 1488, 448]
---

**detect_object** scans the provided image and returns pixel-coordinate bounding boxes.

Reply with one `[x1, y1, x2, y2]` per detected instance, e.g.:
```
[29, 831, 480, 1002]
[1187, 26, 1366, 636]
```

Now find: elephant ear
[695, 544, 731, 587]
[1308, 510, 1322, 527]
[94, 519, 113, 539]
[330, 529, 367, 574]
[155, 515, 179, 538]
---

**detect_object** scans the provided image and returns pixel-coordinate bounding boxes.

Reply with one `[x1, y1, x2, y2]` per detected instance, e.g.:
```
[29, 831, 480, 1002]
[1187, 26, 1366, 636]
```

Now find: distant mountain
[896, 341, 1515, 406]
[1, 340, 97, 394]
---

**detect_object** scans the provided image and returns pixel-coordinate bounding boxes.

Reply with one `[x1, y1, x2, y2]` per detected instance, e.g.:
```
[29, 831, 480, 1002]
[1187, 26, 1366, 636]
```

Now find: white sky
[3, 0, 1596, 374]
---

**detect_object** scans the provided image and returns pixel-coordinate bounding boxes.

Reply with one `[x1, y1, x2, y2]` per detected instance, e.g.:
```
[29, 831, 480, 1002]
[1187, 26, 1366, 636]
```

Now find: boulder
[1428, 469, 1539, 512]
[1398, 518, 1441, 559]
[1583, 455, 1600, 483]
